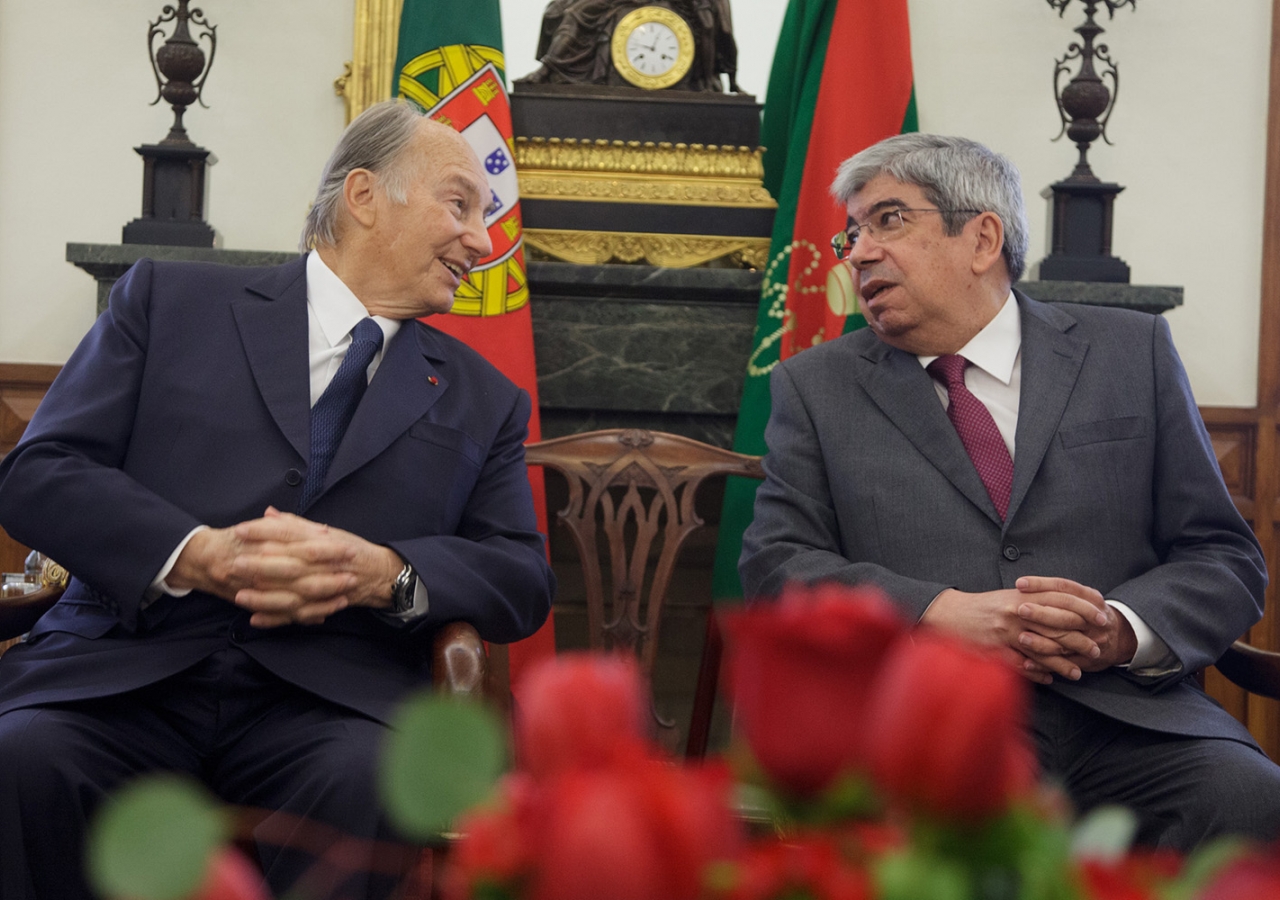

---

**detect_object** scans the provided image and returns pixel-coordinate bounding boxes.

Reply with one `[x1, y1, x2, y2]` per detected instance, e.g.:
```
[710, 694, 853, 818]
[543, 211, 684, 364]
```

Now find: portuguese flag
[394, 0, 556, 680]
[711, 0, 917, 600]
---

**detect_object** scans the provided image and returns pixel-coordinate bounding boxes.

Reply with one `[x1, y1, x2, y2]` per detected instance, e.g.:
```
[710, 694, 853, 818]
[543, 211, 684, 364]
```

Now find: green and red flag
[711, 0, 917, 600]
[394, 0, 555, 680]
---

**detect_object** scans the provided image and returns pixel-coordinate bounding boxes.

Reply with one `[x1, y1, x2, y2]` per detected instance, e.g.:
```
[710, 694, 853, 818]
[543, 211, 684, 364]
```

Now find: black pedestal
[122, 141, 215, 248]
[510, 83, 773, 265]
[1037, 177, 1130, 283]
[511, 82, 761, 146]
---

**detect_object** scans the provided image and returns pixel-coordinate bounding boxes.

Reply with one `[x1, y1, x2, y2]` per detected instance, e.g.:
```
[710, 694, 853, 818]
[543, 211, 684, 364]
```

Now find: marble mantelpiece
[66, 244, 1182, 446]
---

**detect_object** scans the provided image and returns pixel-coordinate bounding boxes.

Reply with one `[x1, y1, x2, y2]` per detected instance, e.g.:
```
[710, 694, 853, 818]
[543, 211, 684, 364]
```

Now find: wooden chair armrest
[431, 621, 487, 698]
[0, 584, 64, 642]
[1214, 640, 1280, 701]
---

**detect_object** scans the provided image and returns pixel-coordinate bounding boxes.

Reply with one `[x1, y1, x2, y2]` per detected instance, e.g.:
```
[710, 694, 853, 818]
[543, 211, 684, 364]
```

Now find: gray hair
[300, 100, 426, 251]
[830, 133, 1029, 282]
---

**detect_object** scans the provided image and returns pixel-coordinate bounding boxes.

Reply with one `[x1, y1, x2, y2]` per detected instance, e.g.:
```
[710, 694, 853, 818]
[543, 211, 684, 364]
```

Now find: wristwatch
[389, 560, 416, 614]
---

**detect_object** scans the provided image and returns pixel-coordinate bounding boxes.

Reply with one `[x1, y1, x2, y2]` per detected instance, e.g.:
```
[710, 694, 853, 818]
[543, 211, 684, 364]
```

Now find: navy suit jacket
[0, 256, 553, 724]
[741, 293, 1266, 745]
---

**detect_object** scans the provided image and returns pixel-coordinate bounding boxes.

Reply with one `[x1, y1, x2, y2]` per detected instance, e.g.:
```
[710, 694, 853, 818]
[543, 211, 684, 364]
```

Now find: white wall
[0, 0, 1270, 407]
[0, 0, 352, 363]
[904, 0, 1272, 407]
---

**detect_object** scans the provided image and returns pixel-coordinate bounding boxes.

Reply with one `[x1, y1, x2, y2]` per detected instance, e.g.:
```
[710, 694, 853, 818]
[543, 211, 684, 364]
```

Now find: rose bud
[724, 582, 905, 796]
[514, 653, 652, 780]
[865, 631, 1037, 821]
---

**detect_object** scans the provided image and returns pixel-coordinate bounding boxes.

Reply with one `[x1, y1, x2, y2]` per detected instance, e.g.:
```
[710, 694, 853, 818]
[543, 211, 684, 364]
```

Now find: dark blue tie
[299, 318, 384, 511]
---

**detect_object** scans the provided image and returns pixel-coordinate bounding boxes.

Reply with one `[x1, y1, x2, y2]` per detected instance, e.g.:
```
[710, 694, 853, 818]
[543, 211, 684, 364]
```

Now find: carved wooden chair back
[523, 428, 764, 755]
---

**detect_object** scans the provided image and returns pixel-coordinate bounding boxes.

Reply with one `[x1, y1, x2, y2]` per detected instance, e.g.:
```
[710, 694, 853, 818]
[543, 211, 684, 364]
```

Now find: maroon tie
[927, 354, 1014, 519]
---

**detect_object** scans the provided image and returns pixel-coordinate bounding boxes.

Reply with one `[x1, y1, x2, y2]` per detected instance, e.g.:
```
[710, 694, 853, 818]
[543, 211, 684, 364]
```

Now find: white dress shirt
[918, 292, 1178, 675]
[150, 251, 428, 618]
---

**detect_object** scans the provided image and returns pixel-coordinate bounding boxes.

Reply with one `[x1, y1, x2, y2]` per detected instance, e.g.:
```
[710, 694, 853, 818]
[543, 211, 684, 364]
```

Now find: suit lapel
[323, 321, 448, 492]
[856, 339, 1001, 524]
[1007, 294, 1088, 523]
[231, 258, 311, 461]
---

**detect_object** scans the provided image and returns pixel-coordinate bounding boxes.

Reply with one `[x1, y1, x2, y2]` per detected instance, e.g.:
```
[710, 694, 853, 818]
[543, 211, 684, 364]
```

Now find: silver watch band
[389, 561, 415, 614]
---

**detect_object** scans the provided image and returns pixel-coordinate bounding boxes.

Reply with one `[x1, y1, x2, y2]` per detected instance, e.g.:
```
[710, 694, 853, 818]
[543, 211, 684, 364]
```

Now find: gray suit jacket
[740, 292, 1265, 744]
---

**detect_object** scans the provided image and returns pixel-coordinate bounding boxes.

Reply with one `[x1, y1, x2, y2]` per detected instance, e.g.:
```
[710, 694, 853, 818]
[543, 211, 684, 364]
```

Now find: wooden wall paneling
[1258, 415, 1280, 757]
[1201, 410, 1258, 726]
[1193, 0, 1280, 761]
[1240, 0, 1280, 760]
[1251, 0, 1280, 760]
[0, 364, 61, 574]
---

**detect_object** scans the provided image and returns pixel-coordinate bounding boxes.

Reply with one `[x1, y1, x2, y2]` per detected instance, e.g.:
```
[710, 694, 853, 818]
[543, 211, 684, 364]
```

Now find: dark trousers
[0, 647, 413, 900]
[1033, 688, 1280, 851]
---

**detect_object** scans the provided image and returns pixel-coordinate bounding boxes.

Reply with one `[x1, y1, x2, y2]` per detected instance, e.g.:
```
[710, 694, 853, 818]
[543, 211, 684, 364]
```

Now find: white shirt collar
[305, 250, 400, 350]
[918, 291, 1020, 384]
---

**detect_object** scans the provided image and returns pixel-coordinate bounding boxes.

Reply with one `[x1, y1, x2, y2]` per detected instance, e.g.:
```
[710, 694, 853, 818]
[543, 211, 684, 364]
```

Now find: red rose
[1201, 850, 1280, 900]
[189, 847, 270, 900]
[719, 835, 871, 900]
[838, 821, 907, 859]
[642, 760, 742, 882]
[724, 583, 906, 796]
[865, 631, 1037, 821]
[446, 775, 539, 900]
[514, 653, 651, 780]
[530, 760, 742, 900]
[1078, 851, 1181, 900]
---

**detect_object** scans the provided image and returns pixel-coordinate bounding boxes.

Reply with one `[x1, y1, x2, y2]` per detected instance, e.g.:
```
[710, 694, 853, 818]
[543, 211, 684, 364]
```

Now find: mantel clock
[610, 6, 696, 90]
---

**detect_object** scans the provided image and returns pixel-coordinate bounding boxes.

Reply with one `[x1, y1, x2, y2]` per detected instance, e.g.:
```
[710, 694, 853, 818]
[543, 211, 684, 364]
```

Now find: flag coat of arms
[395, 0, 555, 679]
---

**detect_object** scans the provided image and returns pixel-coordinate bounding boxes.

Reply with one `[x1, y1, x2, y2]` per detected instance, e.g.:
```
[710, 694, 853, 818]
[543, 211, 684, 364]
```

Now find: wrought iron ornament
[147, 0, 217, 145]
[122, 0, 218, 247]
[1037, 0, 1135, 282]
[1048, 0, 1134, 180]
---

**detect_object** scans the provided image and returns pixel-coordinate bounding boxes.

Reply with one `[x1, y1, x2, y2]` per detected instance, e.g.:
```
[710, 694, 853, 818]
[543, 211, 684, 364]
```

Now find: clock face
[626, 22, 680, 77]
[611, 6, 695, 90]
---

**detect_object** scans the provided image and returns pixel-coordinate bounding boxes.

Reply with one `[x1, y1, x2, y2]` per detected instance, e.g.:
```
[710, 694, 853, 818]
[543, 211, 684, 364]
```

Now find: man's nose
[848, 231, 883, 268]
[463, 212, 493, 260]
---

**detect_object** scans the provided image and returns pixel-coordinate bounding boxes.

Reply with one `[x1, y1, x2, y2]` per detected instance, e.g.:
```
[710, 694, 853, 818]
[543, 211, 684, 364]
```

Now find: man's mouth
[860, 279, 894, 302]
[440, 258, 467, 281]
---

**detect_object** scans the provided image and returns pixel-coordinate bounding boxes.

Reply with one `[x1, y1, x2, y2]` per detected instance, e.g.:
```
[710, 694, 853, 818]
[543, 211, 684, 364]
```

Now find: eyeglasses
[829, 207, 981, 260]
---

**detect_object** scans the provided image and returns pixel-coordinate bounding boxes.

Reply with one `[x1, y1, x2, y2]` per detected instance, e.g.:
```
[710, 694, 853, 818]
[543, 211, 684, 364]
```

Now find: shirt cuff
[1107, 600, 1181, 676]
[146, 525, 209, 607]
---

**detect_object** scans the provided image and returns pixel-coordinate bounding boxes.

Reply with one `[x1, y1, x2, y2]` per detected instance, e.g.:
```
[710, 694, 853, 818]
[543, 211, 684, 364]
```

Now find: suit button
[285, 468, 303, 486]
[230, 625, 246, 642]
[1002, 545, 1020, 561]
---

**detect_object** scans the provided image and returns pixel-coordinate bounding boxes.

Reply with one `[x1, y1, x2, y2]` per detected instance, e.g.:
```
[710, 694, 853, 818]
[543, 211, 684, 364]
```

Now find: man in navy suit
[0, 100, 554, 898]
[741, 133, 1280, 849]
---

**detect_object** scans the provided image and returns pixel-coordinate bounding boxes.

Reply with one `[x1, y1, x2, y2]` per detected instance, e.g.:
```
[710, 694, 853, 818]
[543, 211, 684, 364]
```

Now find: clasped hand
[922, 576, 1138, 685]
[166, 507, 403, 628]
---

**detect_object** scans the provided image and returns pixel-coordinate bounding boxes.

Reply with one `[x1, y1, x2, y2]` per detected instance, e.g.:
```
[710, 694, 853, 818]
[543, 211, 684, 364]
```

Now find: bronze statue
[519, 0, 619, 86]
[689, 0, 738, 92]
[516, 0, 742, 93]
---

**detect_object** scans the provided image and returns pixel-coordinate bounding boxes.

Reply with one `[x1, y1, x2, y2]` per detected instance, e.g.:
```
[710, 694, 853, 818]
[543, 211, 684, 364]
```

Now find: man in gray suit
[740, 133, 1280, 849]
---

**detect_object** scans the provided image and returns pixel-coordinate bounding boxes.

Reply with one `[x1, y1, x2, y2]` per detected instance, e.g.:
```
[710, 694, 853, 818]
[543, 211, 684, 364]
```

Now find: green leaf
[874, 848, 971, 900]
[813, 771, 882, 824]
[86, 775, 229, 900]
[379, 692, 507, 839]
[1010, 817, 1077, 900]
[902, 807, 1078, 900]
[732, 781, 781, 827]
[1069, 806, 1137, 862]
[1165, 836, 1252, 900]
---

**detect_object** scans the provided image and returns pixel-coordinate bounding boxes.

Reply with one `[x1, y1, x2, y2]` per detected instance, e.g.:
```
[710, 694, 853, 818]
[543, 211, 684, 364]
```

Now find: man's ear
[970, 212, 1006, 277]
[342, 169, 379, 230]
